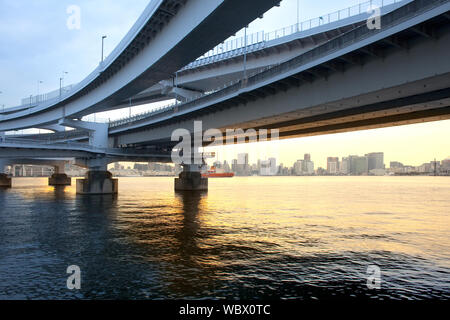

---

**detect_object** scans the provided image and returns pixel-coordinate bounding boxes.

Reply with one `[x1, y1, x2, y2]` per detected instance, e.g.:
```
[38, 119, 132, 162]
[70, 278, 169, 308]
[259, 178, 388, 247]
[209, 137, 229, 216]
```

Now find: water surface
[0, 176, 449, 300]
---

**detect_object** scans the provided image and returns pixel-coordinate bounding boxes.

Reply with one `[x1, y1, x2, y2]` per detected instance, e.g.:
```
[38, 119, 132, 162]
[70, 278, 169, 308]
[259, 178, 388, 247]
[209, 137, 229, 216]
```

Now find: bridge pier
[0, 174, 12, 188]
[77, 171, 118, 195]
[75, 159, 117, 195]
[0, 160, 11, 188]
[175, 164, 208, 191]
[49, 162, 71, 186]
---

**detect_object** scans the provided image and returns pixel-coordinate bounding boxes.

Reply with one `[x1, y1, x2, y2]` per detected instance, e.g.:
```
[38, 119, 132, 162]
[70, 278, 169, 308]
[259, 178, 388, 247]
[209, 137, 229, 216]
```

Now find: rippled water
[0, 176, 449, 300]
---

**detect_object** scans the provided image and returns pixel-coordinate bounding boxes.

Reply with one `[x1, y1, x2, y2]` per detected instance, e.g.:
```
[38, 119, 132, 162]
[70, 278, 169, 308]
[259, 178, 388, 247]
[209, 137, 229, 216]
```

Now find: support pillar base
[175, 171, 208, 191]
[76, 171, 118, 195]
[49, 173, 71, 186]
[0, 173, 12, 188]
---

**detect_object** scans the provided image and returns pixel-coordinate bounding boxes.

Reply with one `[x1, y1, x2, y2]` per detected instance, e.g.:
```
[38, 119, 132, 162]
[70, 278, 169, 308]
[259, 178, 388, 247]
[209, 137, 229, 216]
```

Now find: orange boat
[202, 166, 234, 178]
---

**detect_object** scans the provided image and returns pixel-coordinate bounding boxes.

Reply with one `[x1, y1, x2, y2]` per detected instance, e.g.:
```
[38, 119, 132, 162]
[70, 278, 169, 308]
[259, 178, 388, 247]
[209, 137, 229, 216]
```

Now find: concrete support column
[49, 162, 71, 186]
[0, 159, 12, 188]
[175, 164, 208, 191]
[75, 158, 117, 195]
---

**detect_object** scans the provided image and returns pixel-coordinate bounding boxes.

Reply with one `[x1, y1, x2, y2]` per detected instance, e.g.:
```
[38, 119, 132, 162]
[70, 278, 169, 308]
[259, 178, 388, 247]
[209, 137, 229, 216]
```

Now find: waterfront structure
[1, 0, 450, 192]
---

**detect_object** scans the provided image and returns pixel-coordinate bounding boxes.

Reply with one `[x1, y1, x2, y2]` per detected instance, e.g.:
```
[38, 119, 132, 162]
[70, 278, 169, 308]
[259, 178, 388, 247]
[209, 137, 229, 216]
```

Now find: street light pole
[0, 91, 4, 113]
[37, 80, 43, 102]
[101, 35, 107, 62]
[60, 72, 68, 98]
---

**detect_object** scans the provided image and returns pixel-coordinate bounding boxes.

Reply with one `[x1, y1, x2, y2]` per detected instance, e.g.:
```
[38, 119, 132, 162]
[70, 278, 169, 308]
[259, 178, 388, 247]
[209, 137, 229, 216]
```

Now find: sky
[0, 0, 449, 168]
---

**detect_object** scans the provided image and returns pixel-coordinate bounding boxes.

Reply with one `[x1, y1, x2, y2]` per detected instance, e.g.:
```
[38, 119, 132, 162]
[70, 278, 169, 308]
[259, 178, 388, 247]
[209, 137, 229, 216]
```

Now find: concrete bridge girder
[0, 0, 282, 131]
[59, 119, 109, 149]
[111, 6, 450, 146]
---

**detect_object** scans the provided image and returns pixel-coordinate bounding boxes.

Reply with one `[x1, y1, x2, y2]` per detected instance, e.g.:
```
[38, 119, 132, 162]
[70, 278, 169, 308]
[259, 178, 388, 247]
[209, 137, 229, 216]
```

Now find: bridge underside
[110, 6, 450, 149]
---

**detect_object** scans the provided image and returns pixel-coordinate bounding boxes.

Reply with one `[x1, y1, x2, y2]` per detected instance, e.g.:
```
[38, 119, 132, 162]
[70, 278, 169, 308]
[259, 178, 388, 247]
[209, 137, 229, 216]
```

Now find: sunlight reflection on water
[0, 176, 449, 300]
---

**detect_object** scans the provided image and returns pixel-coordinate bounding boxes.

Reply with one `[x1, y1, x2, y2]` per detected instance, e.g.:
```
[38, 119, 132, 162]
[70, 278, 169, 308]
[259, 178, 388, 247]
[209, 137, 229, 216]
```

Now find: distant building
[237, 153, 248, 165]
[305, 161, 314, 175]
[134, 163, 149, 172]
[236, 153, 250, 176]
[417, 163, 432, 173]
[301, 154, 314, 174]
[12, 165, 54, 177]
[223, 160, 231, 173]
[327, 157, 339, 174]
[350, 155, 368, 175]
[340, 157, 350, 174]
[390, 161, 404, 169]
[441, 157, 450, 174]
[369, 168, 386, 176]
[231, 159, 238, 173]
[293, 160, 304, 175]
[366, 152, 385, 170]
[260, 158, 277, 176]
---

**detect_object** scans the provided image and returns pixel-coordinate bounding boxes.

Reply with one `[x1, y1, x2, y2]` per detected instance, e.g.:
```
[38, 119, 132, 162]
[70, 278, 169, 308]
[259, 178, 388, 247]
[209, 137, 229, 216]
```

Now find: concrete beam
[59, 119, 109, 149]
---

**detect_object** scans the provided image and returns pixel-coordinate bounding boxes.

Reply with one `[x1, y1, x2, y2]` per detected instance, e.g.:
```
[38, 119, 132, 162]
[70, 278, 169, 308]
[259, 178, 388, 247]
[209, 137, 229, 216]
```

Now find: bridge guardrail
[1, 137, 98, 150]
[183, 0, 407, 70]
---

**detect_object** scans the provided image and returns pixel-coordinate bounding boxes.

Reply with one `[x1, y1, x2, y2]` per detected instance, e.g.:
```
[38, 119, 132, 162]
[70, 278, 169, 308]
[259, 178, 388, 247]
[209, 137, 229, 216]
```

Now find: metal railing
[183, 0, 407, 69]
[1, 136, 172, 159]
[1, 137, 99, 150]
[21, 85, 74, 106]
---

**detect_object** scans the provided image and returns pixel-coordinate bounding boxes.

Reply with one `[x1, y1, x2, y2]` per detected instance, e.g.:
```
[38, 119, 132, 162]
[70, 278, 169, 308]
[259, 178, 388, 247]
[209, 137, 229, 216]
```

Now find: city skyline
[208, 150, 449, 175]
[203, 120, 450, 169]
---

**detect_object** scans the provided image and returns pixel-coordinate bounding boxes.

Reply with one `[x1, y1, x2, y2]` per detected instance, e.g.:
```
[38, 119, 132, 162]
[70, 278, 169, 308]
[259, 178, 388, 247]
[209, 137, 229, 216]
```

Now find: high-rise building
[351, 156, 369, 175]
[293, 160, 304, 175]
[327, 157, 339, 174]
[305, 161, 314, 174]
[236, 153, 250, 176]
[441, 158, 450, 173]
[237, 153, 249, 165]
[260, 158, 277, 176]
[302, 154, 314, 174]
[231, 159, 238, 173]
[366, 152, 384, 170]
[340, 157, 350, 174]
[223, 160, 231, 173]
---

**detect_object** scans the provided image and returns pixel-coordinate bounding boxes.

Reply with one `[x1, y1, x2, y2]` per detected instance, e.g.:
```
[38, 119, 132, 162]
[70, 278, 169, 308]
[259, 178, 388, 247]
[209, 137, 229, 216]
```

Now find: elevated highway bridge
[1, 0, 408, 118]
[1, 0, 449, 194]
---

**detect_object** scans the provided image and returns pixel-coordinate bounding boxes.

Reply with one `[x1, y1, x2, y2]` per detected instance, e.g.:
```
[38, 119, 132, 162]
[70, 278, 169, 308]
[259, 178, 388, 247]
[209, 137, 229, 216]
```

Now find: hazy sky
[0, 0, 449, 167]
